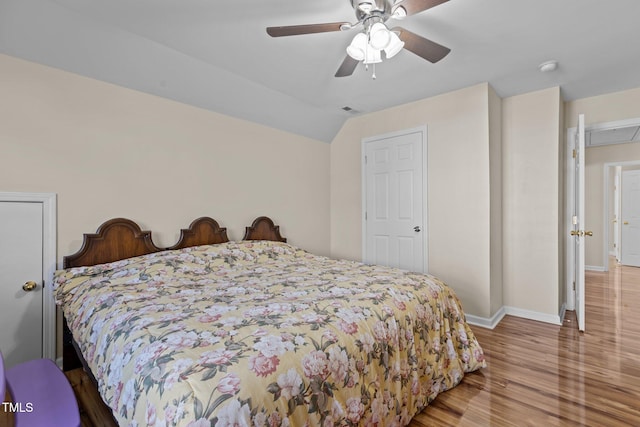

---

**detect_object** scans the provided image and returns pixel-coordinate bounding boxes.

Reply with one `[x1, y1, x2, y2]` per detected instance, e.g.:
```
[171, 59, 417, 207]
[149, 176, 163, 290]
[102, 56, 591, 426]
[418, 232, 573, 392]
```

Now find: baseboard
[558, 302, 567, 325]
[465, 306, 506, 330]
[466, 305, 563, 329]
[503, 306, 563, 325]
[586, 265, 606, 272]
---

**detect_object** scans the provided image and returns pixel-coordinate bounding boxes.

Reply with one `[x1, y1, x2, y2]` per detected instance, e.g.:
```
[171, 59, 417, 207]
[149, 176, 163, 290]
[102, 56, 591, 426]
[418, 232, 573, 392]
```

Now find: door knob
[22, 281, 37, 292]
[624, 221, 629, 225]
[414, 226, 421, 232]
[570, 230, 581, 236]
[585, 231, 593, 237]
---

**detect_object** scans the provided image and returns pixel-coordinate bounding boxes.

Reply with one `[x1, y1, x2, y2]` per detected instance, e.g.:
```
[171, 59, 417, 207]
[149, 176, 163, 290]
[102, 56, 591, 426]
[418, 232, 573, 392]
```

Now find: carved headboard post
[243, 216, 287, 242]
[63, 218, 161, 269]
[168, 217, 229, 249]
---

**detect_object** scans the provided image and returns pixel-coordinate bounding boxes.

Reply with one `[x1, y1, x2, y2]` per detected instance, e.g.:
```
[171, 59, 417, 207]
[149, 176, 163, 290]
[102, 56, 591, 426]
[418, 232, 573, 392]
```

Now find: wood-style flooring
[66, 262, 640, 427]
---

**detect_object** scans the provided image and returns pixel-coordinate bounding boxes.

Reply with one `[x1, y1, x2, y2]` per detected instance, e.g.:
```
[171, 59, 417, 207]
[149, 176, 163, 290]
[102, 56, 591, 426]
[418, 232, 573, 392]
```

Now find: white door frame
[565, 116, 586, 329]
[361, 125, 428, 272]
[0, 192, 57, 361]
[613, 167, 621, 261]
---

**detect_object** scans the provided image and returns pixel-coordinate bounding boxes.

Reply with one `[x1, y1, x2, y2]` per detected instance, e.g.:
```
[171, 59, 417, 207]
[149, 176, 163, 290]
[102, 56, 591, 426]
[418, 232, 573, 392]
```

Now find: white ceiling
[2, 0, 640, 142]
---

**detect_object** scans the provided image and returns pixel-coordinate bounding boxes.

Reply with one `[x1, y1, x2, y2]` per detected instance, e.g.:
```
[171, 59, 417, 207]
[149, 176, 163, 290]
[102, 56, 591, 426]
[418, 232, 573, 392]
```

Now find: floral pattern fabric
[54, 241, 486, 427]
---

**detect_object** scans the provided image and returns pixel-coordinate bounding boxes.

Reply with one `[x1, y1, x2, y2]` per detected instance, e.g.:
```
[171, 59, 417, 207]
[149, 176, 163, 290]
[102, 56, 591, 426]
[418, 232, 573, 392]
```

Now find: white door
[621, 170, 640, 267]
[0, 202, 44, 368]
[363, 127, 426, 272]
[572, 114, 587, 332]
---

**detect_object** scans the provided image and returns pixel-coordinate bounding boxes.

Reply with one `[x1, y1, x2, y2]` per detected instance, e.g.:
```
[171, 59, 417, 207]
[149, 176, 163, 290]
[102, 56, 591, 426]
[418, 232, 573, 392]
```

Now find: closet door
[0, 201, 44, 368]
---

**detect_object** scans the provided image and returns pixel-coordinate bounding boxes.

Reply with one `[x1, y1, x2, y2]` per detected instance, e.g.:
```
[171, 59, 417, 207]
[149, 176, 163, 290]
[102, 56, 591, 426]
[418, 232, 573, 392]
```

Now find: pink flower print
[216, 373, 241, 394]
[249, 354, 280, 377]
[338, 320, 358, 335]
[199, 349, 237, 366]
[373, 321, 388, 343]
[345, 397, 365, 423]
[302, 350, 329, 379]
[277, 368, 303, 400]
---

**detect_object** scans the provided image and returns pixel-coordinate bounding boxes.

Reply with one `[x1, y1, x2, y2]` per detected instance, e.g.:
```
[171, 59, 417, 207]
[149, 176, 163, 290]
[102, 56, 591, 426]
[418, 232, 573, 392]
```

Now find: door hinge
[572, 149, 577, 159]
[364, 155, 368, 165]
[365, 211, 368, 220]
[573, 280, 576, 291]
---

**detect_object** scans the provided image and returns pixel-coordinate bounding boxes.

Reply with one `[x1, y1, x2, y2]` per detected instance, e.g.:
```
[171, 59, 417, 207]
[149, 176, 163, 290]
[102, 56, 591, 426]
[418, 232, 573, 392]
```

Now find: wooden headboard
[243, 216, 287, 242]
[63, 217, 229, 268]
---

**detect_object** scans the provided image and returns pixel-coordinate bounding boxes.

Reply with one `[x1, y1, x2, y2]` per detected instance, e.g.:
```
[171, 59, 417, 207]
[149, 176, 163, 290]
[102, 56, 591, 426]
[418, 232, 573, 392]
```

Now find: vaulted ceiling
[2, 0, 640, 142]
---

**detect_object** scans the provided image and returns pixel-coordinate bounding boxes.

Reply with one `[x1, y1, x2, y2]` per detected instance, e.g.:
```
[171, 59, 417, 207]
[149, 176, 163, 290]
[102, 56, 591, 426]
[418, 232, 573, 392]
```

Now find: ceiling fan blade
[392, 0, 449, 17]
[267, 22, 350, 37]
[335, 55, 359, 77]
[393, 27, 450, 63]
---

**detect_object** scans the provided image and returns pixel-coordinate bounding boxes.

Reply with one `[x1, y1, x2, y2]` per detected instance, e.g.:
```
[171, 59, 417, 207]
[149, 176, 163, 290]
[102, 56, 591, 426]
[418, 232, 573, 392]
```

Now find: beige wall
[0, 54, 331, 261]
[330, 83, 494, 317]
[566, 86, 640, 128]
[502, 87, 563, 315]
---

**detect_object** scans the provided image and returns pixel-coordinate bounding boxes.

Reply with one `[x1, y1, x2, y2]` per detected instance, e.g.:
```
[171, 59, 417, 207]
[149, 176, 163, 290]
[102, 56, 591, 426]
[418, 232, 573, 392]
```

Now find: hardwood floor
[413, 261, 640, 426]
[66, 263, 640, 426]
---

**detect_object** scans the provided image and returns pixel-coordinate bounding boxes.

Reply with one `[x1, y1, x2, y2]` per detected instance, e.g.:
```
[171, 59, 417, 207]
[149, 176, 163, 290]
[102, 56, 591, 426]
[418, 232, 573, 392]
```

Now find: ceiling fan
[266, 0, 451, 78]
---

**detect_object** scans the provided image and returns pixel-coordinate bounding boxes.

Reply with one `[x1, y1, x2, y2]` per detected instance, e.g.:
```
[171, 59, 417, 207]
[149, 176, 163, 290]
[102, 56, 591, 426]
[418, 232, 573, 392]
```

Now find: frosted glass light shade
[346, 33, 368, 61]
[384, 32, 404, 58]
[369, 22, 391, 50]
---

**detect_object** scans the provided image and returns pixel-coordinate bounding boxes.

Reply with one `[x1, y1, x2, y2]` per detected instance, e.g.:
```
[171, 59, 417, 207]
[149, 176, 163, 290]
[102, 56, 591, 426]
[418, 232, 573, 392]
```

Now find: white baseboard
[586, 265, 605, 272]
[558, 302, 567, 325]
[466, 306, 505, 330]
[465, 305, 563, 329]
[503, 306, 563, 325]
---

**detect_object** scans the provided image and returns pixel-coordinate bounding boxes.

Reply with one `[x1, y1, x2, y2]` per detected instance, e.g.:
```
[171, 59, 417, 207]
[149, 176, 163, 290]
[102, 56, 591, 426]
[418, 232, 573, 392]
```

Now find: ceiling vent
[341, 106, 360, 114]
[586, 126, 640, 147]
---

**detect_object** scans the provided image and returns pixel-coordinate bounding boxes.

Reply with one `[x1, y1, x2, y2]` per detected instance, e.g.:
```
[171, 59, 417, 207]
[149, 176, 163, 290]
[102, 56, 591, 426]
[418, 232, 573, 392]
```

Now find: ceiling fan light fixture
[363, 47, 382, 64]
[369, 22, 391, 49]
[346, 32, 368, 61]
[384, 31, 404, 58]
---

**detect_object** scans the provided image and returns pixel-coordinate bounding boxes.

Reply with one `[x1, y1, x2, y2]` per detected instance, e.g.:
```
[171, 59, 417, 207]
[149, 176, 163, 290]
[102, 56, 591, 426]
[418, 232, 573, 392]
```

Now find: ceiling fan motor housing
[351, 0, 393, 21]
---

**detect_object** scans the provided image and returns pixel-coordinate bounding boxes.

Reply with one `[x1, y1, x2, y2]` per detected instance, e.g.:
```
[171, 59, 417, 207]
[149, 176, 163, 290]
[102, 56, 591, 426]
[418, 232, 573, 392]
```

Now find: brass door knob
[570, 230, 580, 236]
[585, 231, 593, 237]
[22, 281, 37, 292]
[624, 221, 629, 225]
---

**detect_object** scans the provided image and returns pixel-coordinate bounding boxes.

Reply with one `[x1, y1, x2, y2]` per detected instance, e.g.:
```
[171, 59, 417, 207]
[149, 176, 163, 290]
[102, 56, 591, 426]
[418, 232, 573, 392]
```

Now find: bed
[54, 216, 485, 426]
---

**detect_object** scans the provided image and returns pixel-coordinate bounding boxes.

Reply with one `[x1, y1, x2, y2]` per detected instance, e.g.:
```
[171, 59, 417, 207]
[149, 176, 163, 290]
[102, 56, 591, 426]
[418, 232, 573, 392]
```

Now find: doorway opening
[604, 162, 640, 268]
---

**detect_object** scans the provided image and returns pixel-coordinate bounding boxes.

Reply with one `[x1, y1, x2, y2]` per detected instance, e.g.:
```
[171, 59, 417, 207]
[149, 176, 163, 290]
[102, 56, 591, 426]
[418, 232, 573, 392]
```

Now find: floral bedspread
[54, 241, 485, 427]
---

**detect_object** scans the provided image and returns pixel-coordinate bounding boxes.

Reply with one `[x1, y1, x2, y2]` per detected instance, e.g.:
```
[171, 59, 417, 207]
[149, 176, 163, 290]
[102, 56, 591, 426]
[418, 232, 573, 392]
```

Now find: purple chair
[1, 351, 80, 427]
